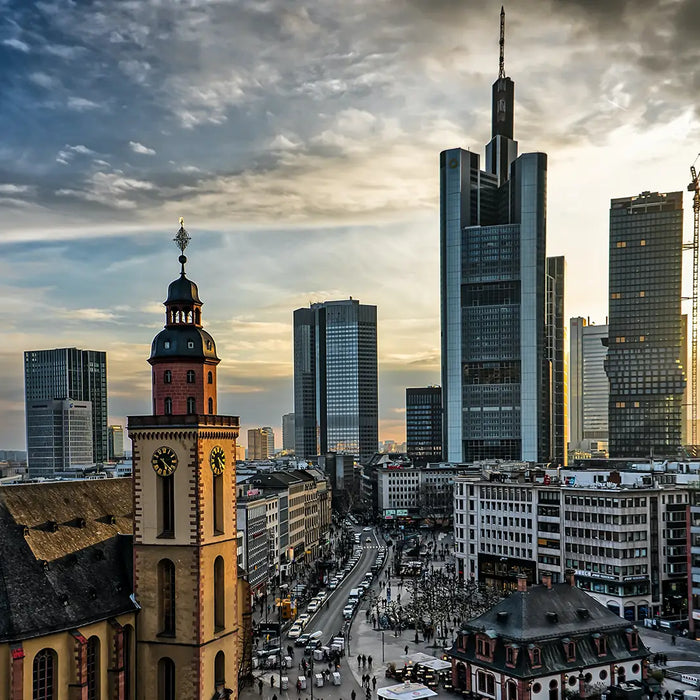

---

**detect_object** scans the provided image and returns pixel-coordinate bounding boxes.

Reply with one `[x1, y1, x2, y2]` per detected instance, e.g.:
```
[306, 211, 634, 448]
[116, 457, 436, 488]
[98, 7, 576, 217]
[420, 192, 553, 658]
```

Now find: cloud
[67, 96, 100, 111]
[56, 171, 154, 209]
[28, 71, 58, 89]
[0, 184, 30, 194]
[2, 37, 29, 52]
[129, 141, 156, 155]
[56, 144, 95, 165]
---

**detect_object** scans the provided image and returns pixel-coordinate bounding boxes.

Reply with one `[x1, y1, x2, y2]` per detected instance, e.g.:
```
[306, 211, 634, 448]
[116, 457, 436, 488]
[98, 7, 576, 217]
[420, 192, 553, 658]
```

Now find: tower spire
[499, 6, 505, 79]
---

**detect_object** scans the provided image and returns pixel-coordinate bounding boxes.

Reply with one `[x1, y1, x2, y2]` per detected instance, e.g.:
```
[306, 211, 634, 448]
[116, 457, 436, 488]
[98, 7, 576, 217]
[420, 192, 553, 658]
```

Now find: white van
[348, 588, 361, 603]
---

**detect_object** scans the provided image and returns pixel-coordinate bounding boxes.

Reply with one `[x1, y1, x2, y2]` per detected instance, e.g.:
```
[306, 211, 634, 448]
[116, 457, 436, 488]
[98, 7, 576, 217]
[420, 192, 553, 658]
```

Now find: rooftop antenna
[499, 6, 506, 79]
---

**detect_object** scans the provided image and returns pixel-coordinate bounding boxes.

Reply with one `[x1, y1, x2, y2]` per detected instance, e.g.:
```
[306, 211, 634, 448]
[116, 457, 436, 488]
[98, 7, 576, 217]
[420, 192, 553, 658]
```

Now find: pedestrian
[366, 688, 371, 700]
[372, 676, 377, 690]
[368, 656, 372, 667]
[297, 679, 302, 695]
[271, 677, 275, 688]
[671, 634, 676, 646]
[273, 694, 278, 700]
[258, 679, 264, 695]
[352, 690, 357, 700]
[358, 654, 362, 667]
[404, 645, 408, 656]
[362, 654, 366, 668]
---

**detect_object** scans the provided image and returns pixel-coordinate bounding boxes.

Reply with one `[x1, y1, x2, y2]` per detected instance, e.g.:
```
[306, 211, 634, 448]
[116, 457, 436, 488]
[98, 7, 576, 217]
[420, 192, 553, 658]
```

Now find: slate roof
[0, 478, 136, 643]
[447, 582, 649, 678]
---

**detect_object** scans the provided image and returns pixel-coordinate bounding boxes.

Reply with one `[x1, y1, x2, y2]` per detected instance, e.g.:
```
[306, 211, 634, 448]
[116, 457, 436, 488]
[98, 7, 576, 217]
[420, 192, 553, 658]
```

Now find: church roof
[0, 478, 136, 643]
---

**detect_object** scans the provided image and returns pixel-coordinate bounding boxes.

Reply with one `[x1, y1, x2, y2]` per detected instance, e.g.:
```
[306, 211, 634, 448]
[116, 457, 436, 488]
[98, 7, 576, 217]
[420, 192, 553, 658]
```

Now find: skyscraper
[24, 347, 108, 473]
[569, 317, 609, 454]
[282, 412, 295, 452]
[294, 298, 378, 463]
[247, 428, 269, 460]
[262, 426, 275, 457]
[440, 8, 558, 463]
[108, 424, 125, 460]
[606, 191, 686, 457]
[406, 386, 443, 466]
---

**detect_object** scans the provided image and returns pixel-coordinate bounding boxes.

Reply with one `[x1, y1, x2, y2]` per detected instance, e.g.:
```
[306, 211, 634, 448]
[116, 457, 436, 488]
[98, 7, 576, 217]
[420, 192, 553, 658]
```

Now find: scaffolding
[686, 157, 700, 447]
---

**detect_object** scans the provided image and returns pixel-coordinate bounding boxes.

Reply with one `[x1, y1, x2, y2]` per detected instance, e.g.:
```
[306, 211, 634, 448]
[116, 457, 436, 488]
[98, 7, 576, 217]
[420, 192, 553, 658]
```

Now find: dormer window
[505, 645, 518, 667]
[457, 633, 467, 652]
[164, 340, 171, 349]
[529, 646, 542, 668]
[187, 340, 194, 349]
[563, 639, 576, 662]
[476, 635, 494, 662]
[626, 629, 639, 651]
[593, 634, 607, 657]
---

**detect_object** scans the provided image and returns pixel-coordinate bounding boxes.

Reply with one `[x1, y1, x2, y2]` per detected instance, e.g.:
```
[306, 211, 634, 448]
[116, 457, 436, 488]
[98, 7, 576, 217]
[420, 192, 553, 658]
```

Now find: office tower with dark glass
[570, 317, 609, 454]
[282, 412, 295, 452]
[24, 347, 108, 476]
[606, 191, 686, 457]
[406, 386, 443, 466]
[440, 8, 562, 463]
[294, 299, 378, 463]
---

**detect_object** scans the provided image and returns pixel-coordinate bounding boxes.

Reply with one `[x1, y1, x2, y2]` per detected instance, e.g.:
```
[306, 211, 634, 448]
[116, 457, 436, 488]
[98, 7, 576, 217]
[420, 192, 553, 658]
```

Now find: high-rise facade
[262, 426, 275, 457]
[440, 10, 559, 463]
[569, 318, 609, 453]
[406, 386, 443, 466]
[108, 424, 125, 460]
[606, 191, 686, 458]
[247, 427, 270, 460]
[282, 412, 295, 452]
[294, 299, 378, 463]
[24, 347, 108, 473]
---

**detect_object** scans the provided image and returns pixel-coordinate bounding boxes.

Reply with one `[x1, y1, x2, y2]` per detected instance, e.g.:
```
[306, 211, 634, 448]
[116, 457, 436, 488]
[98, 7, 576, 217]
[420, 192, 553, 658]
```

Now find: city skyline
[1, 1, 699, 448]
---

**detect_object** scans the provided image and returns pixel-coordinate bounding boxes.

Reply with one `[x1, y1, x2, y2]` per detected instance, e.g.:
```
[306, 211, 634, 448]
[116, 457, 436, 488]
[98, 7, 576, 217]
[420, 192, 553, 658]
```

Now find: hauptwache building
[0, 223, 251, 700]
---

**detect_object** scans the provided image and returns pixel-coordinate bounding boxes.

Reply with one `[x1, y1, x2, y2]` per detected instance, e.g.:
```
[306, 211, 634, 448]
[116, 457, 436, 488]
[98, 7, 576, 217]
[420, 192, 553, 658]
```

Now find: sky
[2, 0, 700, 451]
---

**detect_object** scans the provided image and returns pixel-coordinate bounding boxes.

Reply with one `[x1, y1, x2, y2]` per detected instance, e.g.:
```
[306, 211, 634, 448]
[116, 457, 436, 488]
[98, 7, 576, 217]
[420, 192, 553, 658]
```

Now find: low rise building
[447, 572, 649, 700]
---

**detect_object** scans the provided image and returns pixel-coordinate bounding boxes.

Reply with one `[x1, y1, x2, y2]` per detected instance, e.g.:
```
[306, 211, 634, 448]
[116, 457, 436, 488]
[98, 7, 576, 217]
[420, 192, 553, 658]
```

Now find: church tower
[129, 220, 241, 699]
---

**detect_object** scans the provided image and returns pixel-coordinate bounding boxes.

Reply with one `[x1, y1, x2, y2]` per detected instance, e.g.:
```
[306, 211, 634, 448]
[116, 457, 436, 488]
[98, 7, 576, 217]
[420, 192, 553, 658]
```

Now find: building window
[186, 370, 195, 384]
[506, 680, 517, 700]
[208, 397, 214, 415]
[214, 556, 225, 631]
[164, 397, 172, 415]
[164, 370, 172, 384]
[86, 637, 100, 700]
[187, 340, 195, 349]
[33, 648, 56, 700]
[158, 560, 176, 636]
[215, 651, 226, 687]
[476, 671, 495, 696]
[158, 658, 176, 700]
[159, 475, 174, 537]
[531, 646, 542, 667]
[214, 472, 224, 534]
[564, 640, 576, 662]
[187, 397, 196, 414]
[208, 371, 213, 384]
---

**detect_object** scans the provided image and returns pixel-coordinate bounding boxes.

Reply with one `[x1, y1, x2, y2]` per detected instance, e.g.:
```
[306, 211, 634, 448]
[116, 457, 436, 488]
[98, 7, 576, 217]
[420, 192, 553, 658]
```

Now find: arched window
[214, 556, 225, 631]
[33, 648, 56, 700]
[187, 397, 196, 414]
[124, 625, 134, 700]
[158, 559, 176, 636]
[208, 371, 213, 385]
[86, 636, 100, 700]
[548, 679, 558, 700]
[213, 472, 224, 535]
[506, 680, 518, 700]
[158, 475, 174, 537]
[164, 370, 172, 384]
[215, 651, 225, 687]
[158, 658, 175, 700]
[186, 370, 195, 384]
[208, 397, 214, 415]
[164, 397, 172, 415]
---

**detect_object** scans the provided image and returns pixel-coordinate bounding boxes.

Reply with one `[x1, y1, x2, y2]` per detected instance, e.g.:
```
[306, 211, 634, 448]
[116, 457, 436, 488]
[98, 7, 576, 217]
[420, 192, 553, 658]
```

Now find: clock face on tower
[210, 445, 225, 475]
[151, 446, 178, 476]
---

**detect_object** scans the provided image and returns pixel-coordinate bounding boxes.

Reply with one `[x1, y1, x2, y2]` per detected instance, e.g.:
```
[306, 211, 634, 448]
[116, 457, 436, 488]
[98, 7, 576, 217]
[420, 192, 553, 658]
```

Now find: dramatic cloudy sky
[2, 0, 700, 451]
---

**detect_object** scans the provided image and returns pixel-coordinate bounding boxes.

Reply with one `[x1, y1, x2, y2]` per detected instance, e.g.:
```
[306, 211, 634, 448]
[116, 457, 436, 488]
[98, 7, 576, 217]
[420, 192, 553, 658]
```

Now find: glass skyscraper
[406, 386, 443, 466]
[440, 23, 564, 463]
[569, 317, 609, 454]
[24, 347, 108, 474]
[294, 299, 378, 463]
[606, 191, 686, 457]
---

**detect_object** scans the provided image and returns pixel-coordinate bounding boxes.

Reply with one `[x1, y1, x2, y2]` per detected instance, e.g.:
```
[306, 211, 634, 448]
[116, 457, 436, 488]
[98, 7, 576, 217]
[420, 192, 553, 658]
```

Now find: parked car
[288, 624, 303, 639]
[307, 600, 320, 613]
[343, 605, 355, 620]
[297, 614, 311, 629]
[296, 633, 311, 648]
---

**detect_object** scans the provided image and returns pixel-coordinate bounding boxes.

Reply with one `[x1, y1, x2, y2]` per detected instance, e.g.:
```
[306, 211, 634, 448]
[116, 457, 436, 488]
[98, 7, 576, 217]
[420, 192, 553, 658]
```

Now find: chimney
[541, 571, 552, 589]
[565, 568, 576, 587]
[517, 574, 528, 592]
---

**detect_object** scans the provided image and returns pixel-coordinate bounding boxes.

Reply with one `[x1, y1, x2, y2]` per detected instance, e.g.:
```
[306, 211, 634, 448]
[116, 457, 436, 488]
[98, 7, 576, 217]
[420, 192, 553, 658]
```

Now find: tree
[418, 481, 453, 530]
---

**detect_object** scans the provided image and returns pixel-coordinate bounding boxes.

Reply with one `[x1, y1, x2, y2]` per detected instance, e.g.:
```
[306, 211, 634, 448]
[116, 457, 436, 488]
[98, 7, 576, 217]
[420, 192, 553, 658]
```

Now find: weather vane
[174, 217, 191, 253]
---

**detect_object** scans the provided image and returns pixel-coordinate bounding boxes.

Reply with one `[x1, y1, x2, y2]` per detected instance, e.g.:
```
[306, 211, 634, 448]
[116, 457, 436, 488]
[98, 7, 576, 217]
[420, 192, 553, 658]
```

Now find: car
[363, 526, 372, 532]
[297, 614, 311, 628]
[328, 580, 338, 589]
[317, 591, 328, 602]
[343, 606, 355, 619]
[288, 624, 303, 639]
[296, 633, 311, 648]
[307, 600, 320, 613]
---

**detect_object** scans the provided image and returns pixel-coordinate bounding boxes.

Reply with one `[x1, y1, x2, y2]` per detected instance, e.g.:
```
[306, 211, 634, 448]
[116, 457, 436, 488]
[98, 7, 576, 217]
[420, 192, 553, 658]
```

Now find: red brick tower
[149, 219, 220, 417]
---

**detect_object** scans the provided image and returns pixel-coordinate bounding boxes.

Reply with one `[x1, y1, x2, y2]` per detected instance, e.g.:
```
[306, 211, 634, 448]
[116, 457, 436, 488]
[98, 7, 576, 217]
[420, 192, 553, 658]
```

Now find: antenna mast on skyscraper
[499, 6, 506, 79]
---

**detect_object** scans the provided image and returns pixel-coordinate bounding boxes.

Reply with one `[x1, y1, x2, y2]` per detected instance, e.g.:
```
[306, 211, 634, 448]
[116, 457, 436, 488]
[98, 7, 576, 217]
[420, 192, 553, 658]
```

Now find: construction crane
[687, 156, 700, 447]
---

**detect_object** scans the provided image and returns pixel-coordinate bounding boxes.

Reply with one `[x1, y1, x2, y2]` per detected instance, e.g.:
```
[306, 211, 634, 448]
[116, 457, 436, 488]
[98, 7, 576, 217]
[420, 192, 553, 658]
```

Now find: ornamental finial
[174, 218, 191, 254]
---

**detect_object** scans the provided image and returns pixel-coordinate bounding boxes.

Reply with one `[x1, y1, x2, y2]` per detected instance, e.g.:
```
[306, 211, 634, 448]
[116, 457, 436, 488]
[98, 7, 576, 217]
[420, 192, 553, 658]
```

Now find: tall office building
[282, 412, 295, 452]
[569, 317, 609, 453]
[606, 191, 686, 457]
[24, 347, 108, 473]
[406, 386, 443, 466]
[262, 426, 275, 457]
[247, 427, 270, 460]
[440, 9, 558, 463]
[294, 298, 378, 463]
[108, 424, 125, 460]
[26, 398, 93, 476]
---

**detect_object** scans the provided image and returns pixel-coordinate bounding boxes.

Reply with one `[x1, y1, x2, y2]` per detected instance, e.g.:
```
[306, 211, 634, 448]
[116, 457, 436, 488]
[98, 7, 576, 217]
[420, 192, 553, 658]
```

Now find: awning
[377, 683, 438, 700]
[417, 659, 451, 671]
